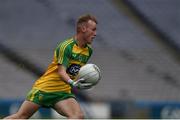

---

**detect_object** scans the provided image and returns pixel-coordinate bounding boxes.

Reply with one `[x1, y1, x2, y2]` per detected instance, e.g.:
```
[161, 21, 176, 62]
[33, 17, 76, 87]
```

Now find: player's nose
[93, 31, 97, 37]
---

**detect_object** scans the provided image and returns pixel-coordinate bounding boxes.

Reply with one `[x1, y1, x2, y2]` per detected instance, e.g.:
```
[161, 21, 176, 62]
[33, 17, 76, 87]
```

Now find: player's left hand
[73, 78, 92, 90]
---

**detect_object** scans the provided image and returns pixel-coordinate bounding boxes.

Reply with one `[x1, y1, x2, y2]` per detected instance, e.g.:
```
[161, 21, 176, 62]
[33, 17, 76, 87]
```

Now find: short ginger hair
[76, 14, 97, 32]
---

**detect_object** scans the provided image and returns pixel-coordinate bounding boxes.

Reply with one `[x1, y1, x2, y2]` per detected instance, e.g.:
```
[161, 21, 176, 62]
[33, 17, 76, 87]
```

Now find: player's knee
[77, 112, 84, 119]
[69, 111, 84, 119]
[3, 112, 28, 119]
[15, 111, 31, 119]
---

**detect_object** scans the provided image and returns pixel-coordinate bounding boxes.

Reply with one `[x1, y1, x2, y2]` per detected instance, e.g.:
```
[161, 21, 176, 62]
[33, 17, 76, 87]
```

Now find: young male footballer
[4, 14, 97, 119]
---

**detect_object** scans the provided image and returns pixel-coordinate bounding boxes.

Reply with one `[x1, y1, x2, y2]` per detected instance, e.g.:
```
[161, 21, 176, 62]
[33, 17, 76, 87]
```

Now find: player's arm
[57, 64, 71, 83]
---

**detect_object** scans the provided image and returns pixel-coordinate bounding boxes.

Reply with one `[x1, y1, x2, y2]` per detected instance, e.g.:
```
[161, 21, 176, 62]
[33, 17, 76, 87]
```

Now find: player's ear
[81, 24, 87, 32]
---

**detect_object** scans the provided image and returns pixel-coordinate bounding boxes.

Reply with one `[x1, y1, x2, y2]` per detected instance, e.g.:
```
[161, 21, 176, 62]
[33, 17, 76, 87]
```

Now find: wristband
[67, 79, 74, 85]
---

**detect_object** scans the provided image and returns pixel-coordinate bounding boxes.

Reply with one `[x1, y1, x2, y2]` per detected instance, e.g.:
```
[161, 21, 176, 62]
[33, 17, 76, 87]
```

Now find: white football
[78, 64, 101, 86]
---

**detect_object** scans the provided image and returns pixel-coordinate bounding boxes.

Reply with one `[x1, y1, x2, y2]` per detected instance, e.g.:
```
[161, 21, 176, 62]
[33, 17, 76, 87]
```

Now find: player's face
[83, 20, 97, 44]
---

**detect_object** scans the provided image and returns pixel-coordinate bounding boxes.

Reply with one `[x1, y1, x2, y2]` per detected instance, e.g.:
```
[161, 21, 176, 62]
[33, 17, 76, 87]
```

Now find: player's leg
[4, 100, 40, 119]
[53, 98, 84, 119]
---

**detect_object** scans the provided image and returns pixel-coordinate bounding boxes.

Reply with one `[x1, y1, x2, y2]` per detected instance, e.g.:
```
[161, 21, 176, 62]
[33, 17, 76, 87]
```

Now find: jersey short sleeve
[55, 42, 71, 68]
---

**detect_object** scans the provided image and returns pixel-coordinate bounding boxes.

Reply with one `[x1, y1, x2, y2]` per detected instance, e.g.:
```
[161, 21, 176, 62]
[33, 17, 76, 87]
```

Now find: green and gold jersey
[33, 38, 93, 93]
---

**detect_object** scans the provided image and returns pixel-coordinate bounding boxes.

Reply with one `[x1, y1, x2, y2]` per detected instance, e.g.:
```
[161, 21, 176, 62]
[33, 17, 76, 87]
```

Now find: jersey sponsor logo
[66, 64, 81, 76]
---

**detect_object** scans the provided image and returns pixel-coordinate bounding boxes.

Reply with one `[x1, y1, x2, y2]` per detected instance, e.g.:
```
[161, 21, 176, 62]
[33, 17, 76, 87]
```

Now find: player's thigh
[53, 98, 83, 117]
[17, 100, 40, 118]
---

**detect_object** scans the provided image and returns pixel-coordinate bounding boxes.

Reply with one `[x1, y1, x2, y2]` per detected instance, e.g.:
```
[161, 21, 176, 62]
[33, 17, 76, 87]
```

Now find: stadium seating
[129, 0, 180, 46]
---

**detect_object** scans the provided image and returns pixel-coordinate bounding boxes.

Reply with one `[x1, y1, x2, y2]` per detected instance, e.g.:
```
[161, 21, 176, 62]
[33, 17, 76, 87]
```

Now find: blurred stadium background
[0, 0, 180, 119]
